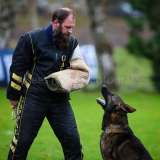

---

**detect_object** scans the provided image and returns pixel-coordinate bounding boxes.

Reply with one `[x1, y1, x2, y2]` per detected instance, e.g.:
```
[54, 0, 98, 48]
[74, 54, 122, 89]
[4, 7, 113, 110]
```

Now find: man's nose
[68, 28, 72, 34]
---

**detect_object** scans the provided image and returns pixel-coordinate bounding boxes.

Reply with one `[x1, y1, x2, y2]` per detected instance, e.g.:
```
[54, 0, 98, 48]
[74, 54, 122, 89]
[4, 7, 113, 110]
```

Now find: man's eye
[66, 26, 74, 29]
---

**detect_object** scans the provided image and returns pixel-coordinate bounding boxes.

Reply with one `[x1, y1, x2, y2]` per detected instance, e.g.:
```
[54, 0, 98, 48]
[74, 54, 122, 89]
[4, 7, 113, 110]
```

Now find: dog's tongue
[96, 98, 105, 105]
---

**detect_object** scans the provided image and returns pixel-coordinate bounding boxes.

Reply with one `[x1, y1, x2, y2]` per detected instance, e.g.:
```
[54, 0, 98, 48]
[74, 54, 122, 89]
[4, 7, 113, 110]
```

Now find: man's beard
[53, 26, 70, 49]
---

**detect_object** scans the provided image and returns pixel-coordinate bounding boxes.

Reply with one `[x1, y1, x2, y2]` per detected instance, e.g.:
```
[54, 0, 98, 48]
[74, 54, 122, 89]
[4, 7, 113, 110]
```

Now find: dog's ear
[125, 104, 136, 113]
[115, 103, 127, 114]
[117, 103, 136, 114]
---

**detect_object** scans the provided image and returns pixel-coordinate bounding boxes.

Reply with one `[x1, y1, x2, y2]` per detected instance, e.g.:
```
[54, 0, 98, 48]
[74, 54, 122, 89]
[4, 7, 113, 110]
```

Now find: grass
[0, 47, 159, 159]
[0, 88, 160, 160]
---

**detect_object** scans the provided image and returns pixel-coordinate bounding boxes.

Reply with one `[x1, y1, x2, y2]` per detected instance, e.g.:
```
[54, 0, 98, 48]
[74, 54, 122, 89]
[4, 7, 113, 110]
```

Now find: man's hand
[9, 100, 19, 109]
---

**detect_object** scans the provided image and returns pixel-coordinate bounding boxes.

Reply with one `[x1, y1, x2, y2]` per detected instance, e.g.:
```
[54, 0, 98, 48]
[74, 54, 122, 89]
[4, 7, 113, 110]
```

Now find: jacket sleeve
[6, 33, 32, 100]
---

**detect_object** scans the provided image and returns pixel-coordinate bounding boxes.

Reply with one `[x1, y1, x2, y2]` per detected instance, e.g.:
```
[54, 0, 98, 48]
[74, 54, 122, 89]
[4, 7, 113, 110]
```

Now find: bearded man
[7, 7, 90, 160]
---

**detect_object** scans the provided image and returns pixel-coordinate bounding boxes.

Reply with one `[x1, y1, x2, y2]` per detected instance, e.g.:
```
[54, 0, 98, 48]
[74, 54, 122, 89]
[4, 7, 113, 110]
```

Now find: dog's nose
[101, 85, 108, 93]
[102, 85, 112, 94]
[102, 85, 108, 90]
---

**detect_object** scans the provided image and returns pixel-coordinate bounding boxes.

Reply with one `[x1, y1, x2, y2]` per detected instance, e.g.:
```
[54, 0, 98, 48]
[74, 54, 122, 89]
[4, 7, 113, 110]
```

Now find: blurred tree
[28, 0, 40, 29]
[126, 0, 160, 92]
[86, 0, 117, 89]
[0, 0, 15, 49]
[0, 0, 39, 49]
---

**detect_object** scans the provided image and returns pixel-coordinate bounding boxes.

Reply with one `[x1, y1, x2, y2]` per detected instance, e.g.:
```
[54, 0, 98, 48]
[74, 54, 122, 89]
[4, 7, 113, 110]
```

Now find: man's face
[61, 14, 75, 36]
[53, 14, 75, 49]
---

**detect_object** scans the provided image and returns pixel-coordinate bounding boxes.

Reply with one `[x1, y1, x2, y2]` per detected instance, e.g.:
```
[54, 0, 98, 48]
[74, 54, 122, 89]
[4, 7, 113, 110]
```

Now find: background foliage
[126, 0, 160, 92]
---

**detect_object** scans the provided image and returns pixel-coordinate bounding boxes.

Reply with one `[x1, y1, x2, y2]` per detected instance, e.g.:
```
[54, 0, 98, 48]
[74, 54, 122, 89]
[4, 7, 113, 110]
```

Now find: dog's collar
[104, 124, 128, 133]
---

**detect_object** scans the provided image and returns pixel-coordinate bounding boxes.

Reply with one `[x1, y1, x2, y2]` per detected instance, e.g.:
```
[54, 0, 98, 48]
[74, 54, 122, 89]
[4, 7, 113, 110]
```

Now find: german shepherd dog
[96, 85, 153, 160]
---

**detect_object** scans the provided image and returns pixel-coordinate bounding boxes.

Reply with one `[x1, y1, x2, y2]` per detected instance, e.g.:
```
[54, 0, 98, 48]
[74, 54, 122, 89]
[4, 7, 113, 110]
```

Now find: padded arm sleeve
[44, 58, 90, 93]
[70, 45, 82, 60]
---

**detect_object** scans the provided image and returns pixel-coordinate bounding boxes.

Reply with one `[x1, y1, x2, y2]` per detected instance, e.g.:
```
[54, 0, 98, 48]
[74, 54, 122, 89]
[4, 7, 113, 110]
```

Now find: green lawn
[0, 88, 159, 160]
[0, 47, 159, 159]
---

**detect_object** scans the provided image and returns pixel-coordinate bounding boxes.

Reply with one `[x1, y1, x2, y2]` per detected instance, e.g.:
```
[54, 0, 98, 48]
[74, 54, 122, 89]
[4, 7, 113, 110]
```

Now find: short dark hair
[52, 8, 75, 24]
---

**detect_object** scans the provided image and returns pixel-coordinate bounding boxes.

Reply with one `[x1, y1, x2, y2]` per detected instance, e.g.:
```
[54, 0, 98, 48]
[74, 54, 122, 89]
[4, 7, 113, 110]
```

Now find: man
[7, 7, 90, 160]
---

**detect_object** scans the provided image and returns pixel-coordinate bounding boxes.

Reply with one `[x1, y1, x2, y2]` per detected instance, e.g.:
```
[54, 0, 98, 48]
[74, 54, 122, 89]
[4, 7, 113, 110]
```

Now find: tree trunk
[0, 0, 14, 49]
[86, 0, 117, 89]
[28, 0, 40, 30]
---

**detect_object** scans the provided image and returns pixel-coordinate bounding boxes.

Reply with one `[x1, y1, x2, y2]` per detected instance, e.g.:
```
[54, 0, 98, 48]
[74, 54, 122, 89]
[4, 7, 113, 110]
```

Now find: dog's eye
[115, 106, 120, 110]
[111, 105, 117, 111]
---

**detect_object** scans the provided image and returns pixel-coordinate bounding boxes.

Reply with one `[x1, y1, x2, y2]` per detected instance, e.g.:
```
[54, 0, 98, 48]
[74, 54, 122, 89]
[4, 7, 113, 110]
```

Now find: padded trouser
[8, 93, 83, 160]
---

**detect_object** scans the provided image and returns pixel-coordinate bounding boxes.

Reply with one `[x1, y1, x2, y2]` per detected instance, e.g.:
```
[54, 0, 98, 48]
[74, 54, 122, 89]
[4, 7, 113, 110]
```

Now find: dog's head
[96, 85, 136, 130]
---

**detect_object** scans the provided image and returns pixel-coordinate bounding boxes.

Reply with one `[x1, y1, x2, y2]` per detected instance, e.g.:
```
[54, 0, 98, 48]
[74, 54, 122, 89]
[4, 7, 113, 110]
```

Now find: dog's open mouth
[96, 98, 106, 106]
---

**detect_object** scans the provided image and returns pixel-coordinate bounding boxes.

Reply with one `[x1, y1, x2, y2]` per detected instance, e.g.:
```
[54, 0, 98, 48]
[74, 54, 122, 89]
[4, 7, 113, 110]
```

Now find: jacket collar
[44, 23, 54, 45]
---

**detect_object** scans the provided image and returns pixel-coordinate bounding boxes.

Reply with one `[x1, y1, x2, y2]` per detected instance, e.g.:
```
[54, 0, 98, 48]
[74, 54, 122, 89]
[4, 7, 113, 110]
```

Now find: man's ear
[52, 20, 59, 29]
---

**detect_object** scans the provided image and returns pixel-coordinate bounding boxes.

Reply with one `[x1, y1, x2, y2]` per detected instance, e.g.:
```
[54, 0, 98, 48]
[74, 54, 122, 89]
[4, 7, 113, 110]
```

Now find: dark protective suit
[7, 23, 83, 160]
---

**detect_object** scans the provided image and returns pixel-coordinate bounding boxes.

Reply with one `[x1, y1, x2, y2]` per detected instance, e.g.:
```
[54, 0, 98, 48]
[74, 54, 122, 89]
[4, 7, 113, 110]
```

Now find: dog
[96, 85, 153, 160]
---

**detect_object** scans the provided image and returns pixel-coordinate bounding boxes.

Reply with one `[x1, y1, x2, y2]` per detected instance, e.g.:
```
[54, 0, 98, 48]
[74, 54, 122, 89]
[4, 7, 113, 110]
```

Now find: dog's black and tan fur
[96, 85, 153, 160]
